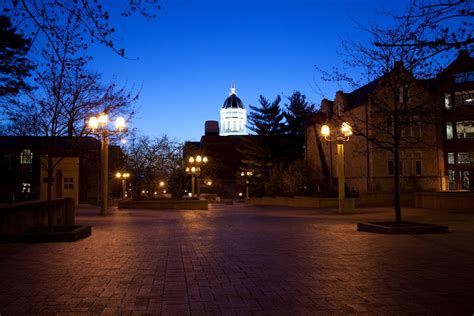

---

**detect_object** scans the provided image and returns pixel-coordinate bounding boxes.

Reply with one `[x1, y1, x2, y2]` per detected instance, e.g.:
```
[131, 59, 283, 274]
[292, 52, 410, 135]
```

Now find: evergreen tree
[283, 91, 315, 158]
[238, 95, 285, 196]
[284, 91, 315, 137]
[0, 15, 34, 102]
[248, 95, 285, 135]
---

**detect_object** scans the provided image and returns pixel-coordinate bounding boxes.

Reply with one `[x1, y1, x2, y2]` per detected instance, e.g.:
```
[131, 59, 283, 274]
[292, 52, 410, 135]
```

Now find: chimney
[204, 120, 219, 136]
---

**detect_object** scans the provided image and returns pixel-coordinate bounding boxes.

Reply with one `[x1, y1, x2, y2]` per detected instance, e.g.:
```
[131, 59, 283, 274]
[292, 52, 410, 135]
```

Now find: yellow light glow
[159, 181, 165, 187]
[163, 190, 167, 194]
[341, 122, 352, 136]
[321, 124, 330, 137]
[238, 192, 243, 197]
[191, 167, 196, 173]
[188, 193, 192, 197]
[98, 114, 108, 125]
[88, 116, 98, 129]
[115, 117, 126, 130]
[154, 191, 157, 195]
[203, 156, 208, 163]
[189, 157, 194, 163]
[207, 181, 212, 186]
[241, 172, 244, 177]
[115, 172, 122, 178]
[196, 155, 202, 163]
[185, 167, 190, 172]
[123, 173, 130, 178]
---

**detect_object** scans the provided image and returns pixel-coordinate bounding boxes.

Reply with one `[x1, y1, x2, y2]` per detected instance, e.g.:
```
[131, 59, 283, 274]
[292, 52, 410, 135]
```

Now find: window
[415, 161, 422, 176]
[462, 171, 470, 189]
[445, 93, 452, 110]
[458, 152, 474, 164]
[22, 183, 31, 193]
[63, 177, 74, 190]
[456, 121, 474, 139]
[20, 149, 33, 164]
[446, 122, 453, 140]
[388, 160, 394, 175]
[448, 169, 456, 190]
[455, 90, 474, 107]
[447, 152, 455, 165]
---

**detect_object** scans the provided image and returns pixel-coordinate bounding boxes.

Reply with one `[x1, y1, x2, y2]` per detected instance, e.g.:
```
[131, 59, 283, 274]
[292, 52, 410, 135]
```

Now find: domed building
[220, 82, 247, 136]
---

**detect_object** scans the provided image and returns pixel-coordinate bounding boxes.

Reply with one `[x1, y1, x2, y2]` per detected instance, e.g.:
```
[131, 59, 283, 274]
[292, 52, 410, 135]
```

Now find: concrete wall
[415, 192, 474, 210]
[0, 198, 75, 234]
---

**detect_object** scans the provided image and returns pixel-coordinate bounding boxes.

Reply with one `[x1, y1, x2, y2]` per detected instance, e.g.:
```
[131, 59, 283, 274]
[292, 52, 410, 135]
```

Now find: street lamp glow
[98, 114, 108, 126]
[196, 155, 202, 163]
[159, 181, 165, 187]
[341, 122, 352, 137]
[88, 116, 98, 129]
[115, 172, 122, 178]
[203, 156, 208, 163]
[115, 117, 126, 130]
[123, 173, 130, 178]
[189, 156, 194, 163]
[321, 124, 330, 137]
[191, 166, 196, 173]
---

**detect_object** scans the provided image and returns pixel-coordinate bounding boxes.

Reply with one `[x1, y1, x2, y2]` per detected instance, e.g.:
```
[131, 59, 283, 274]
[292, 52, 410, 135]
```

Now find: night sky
[89, 0, 407, 142]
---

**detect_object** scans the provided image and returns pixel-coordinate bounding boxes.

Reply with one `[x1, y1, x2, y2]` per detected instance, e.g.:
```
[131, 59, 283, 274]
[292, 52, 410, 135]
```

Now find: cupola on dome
[222, 82, 244, 109]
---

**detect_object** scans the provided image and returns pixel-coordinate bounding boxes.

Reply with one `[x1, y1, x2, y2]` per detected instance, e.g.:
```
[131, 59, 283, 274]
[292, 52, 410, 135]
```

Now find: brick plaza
[1, 204, 474, 315]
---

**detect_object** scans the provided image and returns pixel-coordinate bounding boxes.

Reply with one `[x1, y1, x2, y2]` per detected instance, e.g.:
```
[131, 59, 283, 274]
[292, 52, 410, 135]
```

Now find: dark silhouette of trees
[124, 135, 182, 199]
[375, 0, 473, 60]
[0, 15, 35, 103]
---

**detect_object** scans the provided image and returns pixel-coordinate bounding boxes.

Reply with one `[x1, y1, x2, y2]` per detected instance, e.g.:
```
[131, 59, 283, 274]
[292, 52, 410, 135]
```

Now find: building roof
[345, 78, 380, 110]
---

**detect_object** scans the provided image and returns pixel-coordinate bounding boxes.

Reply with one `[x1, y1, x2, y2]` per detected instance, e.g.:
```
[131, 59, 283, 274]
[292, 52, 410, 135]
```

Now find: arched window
[20, 149, 33, 164]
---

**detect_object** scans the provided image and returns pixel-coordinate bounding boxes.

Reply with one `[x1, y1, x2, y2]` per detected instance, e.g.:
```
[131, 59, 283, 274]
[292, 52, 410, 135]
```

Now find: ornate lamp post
[115, 172, 130, 199]
[240, 171, 253, 198]
[88, 114, 126, 216]
[185, 155, 208, 198]
[321, 122, 353, 213]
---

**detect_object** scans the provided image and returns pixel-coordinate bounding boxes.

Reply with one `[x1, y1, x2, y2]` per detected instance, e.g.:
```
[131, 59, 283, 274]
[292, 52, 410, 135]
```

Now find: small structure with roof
[220, 81, 247, 136]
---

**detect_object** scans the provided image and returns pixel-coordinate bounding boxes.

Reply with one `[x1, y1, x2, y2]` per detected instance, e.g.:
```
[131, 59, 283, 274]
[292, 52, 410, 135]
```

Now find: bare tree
[375, 0, 473, 60]
[319, 14, 439, 225]
[125, 135, 182, 199]
[5, 0, 160, 62]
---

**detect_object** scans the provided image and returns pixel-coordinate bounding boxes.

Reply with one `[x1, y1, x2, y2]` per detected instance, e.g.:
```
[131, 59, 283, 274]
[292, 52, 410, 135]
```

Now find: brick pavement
[1, 203, 474, 315]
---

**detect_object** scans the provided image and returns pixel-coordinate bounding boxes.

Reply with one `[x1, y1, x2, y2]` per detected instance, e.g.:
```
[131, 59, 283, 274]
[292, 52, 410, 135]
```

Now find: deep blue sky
[90, 0, 407, 142]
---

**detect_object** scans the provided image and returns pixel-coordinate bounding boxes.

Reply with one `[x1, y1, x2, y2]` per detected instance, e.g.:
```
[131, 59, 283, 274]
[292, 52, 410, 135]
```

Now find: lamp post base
[338, 198, 355, 213]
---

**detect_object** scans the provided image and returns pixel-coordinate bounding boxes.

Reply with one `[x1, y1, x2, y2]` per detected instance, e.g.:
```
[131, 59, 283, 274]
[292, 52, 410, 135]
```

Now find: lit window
[456, 121, 474, 139]
[455, 90, 474, 107]
[22, 183, 31, 193]
[446, 122, 453, 140]
[445, 93, 451, 109]
[447, 153, 455, 165]
[448, 169, 456, 190]
[20, 149, 33, 164]
[462, 171, 470, 189]
[458, 152, 474, 164]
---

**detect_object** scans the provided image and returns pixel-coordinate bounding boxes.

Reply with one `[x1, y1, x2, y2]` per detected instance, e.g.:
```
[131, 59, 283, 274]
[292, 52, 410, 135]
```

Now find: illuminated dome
[222, 94, 244, 109]
[219, 81, 247, 136]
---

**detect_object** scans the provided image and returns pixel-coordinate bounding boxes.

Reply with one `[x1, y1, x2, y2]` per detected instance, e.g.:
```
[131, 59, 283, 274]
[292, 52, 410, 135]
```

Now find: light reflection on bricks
[0, 204, 474, 314]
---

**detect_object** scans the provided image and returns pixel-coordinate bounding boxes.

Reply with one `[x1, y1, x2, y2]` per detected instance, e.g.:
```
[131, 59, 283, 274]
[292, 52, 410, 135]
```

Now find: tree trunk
[393, 149, 402, 225]
[47, 156, 53, 229]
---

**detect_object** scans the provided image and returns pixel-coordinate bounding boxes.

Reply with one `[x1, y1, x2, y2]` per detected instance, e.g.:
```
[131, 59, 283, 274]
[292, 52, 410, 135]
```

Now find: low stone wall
[247, 192, 414, 209]
[118, 199, 208, 210]
[415, 191, 474, 210]
[0, 198, 75, 234]
[247, 196, 341, 208]
[358, 192, 414, 207]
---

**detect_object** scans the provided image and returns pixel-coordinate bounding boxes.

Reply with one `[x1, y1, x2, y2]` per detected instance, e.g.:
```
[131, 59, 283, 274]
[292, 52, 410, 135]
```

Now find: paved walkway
[1, 203, 474, 315]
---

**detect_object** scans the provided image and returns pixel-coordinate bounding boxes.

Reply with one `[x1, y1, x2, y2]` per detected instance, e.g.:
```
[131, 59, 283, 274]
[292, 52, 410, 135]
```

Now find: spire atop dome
[230, 81, 236, 95]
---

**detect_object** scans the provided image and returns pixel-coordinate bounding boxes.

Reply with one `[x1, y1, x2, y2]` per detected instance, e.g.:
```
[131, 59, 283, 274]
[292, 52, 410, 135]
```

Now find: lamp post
[115, 172, 130, 199]
[240, 171, 253, 198]
[321, 122, 353, 213]
[88, 114, 126, 216]
[185, 155, 208, 198]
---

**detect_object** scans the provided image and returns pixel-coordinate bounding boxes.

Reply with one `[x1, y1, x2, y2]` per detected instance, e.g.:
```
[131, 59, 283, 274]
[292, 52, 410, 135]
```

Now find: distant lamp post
[240, 171, 253, 198]
[185, 155, 208, 198]
[321, 122, 353, 213]
[88, 113, 126, 216]
[115, 172, 130, 199]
